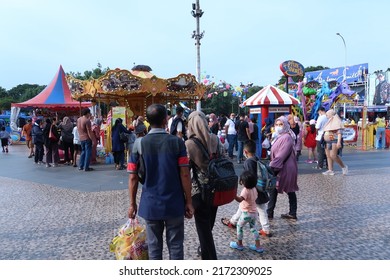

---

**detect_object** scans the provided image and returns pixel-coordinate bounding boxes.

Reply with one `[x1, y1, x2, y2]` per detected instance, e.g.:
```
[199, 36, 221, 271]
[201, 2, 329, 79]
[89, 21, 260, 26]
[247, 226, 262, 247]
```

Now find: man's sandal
[221, 218, 236, 228]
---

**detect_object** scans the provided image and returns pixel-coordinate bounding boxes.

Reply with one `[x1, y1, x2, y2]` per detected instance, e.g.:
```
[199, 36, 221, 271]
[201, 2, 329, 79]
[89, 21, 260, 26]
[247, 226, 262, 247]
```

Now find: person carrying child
[229, 170, 264, 253]
[221, 140, 271, 237]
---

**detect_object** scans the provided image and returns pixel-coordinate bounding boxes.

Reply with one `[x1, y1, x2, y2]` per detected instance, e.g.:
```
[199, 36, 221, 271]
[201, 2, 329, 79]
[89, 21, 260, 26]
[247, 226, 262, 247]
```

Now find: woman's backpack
[191, 137, 238, 207]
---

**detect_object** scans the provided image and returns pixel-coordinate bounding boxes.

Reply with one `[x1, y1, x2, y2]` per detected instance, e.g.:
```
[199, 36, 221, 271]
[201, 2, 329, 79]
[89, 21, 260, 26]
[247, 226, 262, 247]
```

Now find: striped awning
[242, 85, 300, 106]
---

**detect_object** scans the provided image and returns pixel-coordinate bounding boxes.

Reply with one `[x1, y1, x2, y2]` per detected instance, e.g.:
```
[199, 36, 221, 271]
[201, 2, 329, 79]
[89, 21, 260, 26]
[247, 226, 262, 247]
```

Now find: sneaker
[249, 244, 264, 253]
[313, 166, 322, 170]
[38, 161, 43, 165]
[229, 241, 244, 251]
[305, 159, 313, 163]
[342, 165, 348, 175]
[322, 170, 335, 175]
[46, 164, 51, 168]
[259, 229, 272, 237]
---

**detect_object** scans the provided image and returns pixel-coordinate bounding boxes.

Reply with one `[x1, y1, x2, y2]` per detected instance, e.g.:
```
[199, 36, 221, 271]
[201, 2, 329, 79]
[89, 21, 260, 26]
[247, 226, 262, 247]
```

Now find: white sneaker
[342, 165, 348, 175]
[322, 170, 335, 175]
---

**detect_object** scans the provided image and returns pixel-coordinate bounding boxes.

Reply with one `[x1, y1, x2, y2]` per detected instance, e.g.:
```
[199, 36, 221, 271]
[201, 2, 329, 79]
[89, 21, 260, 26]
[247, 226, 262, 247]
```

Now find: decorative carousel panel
[166, 74, 197, 94]
[99, 69, 142, 94]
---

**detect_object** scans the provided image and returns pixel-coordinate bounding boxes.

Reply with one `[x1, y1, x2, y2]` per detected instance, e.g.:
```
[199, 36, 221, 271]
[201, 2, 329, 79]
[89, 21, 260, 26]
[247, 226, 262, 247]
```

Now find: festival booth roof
[12, 65, 92, 109]
[242, 85, 301, 106]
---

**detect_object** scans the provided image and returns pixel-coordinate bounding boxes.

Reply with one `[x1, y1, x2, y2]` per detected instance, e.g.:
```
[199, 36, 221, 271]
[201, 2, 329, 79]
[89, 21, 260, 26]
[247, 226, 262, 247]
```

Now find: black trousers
[34, 143, 44, 163]
[193, 194, 218, 260]
[267, 189, 297, 217]
[316, 140, 327, 168]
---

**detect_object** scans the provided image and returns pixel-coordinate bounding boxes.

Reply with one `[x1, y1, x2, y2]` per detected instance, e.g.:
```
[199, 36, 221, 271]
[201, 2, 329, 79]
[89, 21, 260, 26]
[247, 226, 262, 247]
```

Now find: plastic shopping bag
[109, 219, 148, 260]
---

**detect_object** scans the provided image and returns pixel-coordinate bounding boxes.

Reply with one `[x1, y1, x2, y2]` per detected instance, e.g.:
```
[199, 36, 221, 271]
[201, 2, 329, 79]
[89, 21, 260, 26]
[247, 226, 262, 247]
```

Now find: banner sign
[249, 108, 262, 114]
[342, 125, 358, 143]
[111, 106, 126, 126]
[305, 63, 368, 85]
[268, 107, 290, 113]
[280, 60, 304, 77]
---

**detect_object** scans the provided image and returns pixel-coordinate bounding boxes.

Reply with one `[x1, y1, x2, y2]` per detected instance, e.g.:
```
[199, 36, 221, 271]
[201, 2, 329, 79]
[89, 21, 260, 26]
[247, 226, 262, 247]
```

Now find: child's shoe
[249, 244, 264, 253]
[259, 229, 272, 237]
[229, 241, 244, 251]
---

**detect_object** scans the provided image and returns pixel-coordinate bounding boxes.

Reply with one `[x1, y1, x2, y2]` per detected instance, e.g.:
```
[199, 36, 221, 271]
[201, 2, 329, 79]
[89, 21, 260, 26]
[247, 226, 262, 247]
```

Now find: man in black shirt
[235, 113, 251, 163]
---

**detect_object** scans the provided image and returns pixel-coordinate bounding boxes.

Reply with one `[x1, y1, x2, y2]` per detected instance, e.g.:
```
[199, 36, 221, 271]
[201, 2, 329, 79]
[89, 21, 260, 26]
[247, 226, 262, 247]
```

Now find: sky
[0, 0, 389, 90]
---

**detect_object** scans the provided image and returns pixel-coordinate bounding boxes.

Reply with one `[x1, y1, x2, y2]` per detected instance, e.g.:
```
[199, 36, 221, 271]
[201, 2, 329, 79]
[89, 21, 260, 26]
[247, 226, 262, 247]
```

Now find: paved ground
[0, 144, 390, 260]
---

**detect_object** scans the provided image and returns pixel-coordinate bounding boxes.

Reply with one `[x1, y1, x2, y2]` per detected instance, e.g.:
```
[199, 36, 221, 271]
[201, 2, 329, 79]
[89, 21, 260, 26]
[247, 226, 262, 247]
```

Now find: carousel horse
[310, 81, 332, 120]
[321, 81, 355, 111]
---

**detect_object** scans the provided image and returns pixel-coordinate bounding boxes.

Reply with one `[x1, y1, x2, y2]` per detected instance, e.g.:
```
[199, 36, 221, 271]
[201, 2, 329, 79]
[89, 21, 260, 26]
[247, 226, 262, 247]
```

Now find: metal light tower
[191, 1, 204, 111]
[336, 33, 347, 81]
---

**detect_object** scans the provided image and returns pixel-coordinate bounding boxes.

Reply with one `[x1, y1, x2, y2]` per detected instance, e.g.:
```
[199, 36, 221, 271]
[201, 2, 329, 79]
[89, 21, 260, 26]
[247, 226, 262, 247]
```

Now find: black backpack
[170, 117, 187, 140]
[191, 137, 238, 207]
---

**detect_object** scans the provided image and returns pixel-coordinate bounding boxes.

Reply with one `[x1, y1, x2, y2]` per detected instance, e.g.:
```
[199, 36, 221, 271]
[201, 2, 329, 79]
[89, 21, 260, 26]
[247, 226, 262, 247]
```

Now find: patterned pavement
[0, 144, 390, 260]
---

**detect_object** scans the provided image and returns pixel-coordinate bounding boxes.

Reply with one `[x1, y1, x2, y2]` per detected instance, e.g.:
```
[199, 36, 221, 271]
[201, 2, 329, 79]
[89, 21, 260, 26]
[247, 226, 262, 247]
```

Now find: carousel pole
[191, 0, 204, 111]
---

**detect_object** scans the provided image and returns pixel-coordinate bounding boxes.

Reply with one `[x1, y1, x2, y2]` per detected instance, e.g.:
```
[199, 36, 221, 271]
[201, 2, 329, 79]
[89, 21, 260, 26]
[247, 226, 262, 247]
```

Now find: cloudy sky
[0, 0, 389, 90]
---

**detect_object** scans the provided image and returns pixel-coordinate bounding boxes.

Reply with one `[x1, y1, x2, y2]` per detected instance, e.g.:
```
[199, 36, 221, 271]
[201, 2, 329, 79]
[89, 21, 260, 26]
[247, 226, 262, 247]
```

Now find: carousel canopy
[242, 85, 300, 106]
[12, 65, 91, 109]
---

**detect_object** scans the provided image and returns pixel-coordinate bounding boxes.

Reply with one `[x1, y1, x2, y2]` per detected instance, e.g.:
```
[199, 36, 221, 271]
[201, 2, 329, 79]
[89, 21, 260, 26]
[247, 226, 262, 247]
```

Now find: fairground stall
[10, 65, 91, 142]
[241, 84, 300, 157]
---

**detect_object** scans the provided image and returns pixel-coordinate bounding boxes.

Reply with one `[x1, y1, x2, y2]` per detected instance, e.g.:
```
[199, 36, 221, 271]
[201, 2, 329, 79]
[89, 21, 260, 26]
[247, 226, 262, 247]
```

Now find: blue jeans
[237, 140, 244, 162]
[375, 127, 386, 149]
[79, 139, 92, 169]
[144, 216, 184, 260]
[226, 134, 237, 158]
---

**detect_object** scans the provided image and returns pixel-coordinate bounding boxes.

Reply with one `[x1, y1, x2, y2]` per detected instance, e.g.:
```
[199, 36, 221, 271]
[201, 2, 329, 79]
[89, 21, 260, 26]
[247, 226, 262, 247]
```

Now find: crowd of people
[13, 103, 354, 260]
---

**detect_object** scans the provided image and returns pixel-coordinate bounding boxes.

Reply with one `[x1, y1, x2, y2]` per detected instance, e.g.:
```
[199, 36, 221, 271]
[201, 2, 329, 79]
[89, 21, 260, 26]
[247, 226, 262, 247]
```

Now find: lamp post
[191, 1, 204, 111]
[336, 33, 347, 81]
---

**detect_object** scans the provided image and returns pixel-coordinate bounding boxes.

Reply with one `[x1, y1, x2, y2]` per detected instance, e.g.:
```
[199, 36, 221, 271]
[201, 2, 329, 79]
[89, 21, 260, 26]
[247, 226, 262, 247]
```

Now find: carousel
[66, 65, 207, 153]
[66, 65, 207, 122]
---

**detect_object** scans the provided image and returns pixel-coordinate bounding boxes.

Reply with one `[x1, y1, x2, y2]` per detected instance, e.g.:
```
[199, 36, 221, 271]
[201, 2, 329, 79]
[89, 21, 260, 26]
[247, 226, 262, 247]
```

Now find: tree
[67, 63, 109, 80]
[0, 86, 7, 99]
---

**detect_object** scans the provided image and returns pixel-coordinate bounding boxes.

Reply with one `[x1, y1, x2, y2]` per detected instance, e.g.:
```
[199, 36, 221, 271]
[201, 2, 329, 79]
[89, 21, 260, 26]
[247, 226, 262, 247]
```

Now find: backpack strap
[191, 137, 210, 160]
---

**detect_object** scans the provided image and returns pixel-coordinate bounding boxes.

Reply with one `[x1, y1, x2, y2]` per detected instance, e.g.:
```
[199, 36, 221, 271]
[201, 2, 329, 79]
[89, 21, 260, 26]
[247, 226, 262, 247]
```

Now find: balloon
[235, 86, 242, 92]
[232, 92, 237, 96]
[214, 91, 218, 95]
[207, 93, 212, 98]
[226, 84, 231, 89]
[206, 75, 210, 79]
[223, 91, 228, 97]
[203, 79, 208, 84]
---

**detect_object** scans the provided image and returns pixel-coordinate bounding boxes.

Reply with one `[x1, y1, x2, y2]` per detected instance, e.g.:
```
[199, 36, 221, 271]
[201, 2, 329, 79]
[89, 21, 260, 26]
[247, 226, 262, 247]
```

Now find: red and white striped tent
[242, 84, 300, 106]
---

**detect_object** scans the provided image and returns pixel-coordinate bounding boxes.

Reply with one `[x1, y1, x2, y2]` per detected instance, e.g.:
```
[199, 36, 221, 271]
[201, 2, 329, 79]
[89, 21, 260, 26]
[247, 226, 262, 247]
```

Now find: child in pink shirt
[229, 171, 264, 253]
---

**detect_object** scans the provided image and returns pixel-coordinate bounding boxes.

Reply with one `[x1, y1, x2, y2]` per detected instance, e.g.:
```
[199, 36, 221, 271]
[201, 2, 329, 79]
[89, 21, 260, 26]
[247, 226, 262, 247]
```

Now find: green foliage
[67, 63, 109, 80]
[0, 97, 13, 111]
[0, 86, 7, 98]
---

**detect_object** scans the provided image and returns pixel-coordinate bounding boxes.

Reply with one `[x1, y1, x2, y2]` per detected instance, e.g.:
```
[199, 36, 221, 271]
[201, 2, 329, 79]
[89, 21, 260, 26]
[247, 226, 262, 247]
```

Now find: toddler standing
[229, 170, 264, 253]
[0, 127, 11, 153]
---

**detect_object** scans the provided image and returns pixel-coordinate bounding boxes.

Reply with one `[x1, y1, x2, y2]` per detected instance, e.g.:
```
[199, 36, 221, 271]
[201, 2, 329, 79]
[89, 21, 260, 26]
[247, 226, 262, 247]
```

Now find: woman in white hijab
[322, 109, 348, 176]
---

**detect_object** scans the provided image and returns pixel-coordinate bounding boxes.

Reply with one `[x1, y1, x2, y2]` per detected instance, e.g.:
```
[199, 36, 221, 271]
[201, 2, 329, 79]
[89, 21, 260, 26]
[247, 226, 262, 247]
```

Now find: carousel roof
[12, 65, 91, 109]
[242, 85, 300, 106]
[66, 68, 207, 102]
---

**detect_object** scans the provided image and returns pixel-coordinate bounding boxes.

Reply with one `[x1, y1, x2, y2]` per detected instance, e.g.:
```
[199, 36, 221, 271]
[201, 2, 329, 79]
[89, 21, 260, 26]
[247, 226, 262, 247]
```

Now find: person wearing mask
[267, 116, 299, 220]
[111, 118, 130, 170]
[31, 119, 44, 164]
[208, 113, 219, 135]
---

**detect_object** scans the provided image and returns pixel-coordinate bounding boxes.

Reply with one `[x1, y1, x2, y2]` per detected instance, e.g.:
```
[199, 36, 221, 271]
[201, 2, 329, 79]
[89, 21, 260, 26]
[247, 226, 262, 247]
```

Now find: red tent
[12, 65, 91, 109]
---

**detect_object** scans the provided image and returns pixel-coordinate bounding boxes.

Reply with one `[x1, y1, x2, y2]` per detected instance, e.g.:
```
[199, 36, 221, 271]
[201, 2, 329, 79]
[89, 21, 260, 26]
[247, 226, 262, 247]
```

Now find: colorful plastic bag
[109, 219, 148, 260]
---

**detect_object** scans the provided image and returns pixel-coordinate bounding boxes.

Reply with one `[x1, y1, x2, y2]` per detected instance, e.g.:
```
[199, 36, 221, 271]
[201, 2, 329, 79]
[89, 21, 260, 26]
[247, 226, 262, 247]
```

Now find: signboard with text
[305, 63, 368, 85]
[280, 60, 304, 77]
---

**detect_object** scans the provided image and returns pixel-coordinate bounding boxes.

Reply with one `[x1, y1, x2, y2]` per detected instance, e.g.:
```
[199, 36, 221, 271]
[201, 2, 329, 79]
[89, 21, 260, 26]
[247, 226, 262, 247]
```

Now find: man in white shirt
[314, 106, 328, 169]
[224, 113, 237, 159]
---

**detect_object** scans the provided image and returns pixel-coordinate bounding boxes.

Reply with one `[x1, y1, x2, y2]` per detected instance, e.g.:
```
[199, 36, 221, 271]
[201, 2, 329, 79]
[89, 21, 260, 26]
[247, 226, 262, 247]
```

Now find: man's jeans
[226, 134, 237, 158]
[237, 140, 244, 162]
[375, 127, 386, 149]
[79, 139, 92, 169]
[144, 216, 184, 260]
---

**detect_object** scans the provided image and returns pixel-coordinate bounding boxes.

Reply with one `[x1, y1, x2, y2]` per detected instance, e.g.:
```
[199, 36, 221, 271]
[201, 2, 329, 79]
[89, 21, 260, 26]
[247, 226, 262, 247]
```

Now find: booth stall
[241, 84, 300, 157]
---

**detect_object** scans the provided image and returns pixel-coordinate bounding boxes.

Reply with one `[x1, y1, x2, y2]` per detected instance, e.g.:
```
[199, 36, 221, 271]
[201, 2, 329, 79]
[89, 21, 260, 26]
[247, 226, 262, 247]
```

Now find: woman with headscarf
[111, 118, 130, 170]
[208, 113, 219, 135]
[185, 111, 224, 260]
[267, 116, 299, 220]
[58, 116, 74, 165]
[43, 118, 60, 168]
[322, 109, 348, 176]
